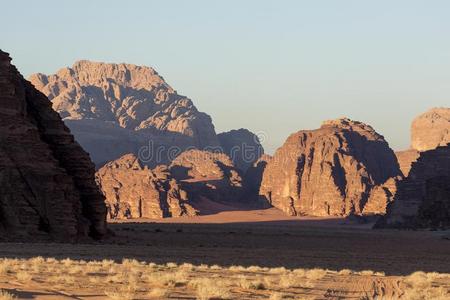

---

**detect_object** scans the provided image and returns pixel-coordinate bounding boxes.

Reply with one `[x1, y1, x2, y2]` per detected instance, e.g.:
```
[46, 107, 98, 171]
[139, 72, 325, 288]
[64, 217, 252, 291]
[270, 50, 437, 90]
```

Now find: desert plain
[0, 208, 449, 299]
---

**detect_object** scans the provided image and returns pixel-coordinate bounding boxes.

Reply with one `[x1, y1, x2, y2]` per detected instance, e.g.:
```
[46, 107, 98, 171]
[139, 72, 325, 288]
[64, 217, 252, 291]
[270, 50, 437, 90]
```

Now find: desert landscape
[1, 1, 450, 299]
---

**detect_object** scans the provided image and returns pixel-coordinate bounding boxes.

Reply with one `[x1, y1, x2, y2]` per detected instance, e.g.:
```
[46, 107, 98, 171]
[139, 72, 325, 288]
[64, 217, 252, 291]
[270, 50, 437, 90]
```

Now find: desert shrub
[237, 275, 266, 290]
[193, 278, 230, 300]
[338, 269, 352, 275]
[148, 287, 168, 298]
[268, 267, 288, 274]
[16, 271, 32, 283]
[0, 290, 17, 300]
[269, 292, 284, 300]
[305, 268, 327, 280]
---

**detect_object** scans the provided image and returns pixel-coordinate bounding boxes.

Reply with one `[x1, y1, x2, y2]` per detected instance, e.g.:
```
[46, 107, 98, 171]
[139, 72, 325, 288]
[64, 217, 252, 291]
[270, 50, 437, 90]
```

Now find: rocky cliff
[395, 149, 420, 176]
[259, 118, 402, 216]
[0, 50, 107, 241]
[29, 61, 220, 167]
[376, 145, 450, 229]
[217, 128, 264, 171]
[169, 150, 245, 205]
[411, 107, 450, 152]
[96, 154, 197, 219]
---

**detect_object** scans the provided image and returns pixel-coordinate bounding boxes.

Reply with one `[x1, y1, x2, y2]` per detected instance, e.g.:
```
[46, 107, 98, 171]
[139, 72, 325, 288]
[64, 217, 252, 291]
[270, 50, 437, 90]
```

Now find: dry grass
[0, 257, 448, 299]
[0, 290, 16, 300]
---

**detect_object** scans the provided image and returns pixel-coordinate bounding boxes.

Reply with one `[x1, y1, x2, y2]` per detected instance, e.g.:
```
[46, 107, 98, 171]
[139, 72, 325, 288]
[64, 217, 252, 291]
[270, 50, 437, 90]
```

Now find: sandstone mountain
[29, 61, 220, 167]
[411, 107, 450, 152]
[169, 150, 245, 207]
[395, 149, 420, 176]
[377, 144, 450, 229]
[395, 107, 449, 176]
[95, 154, 197, 219]
[259, 118, 402, 216]
[217, 128, 264, 171]
[0, 50, 107, 241]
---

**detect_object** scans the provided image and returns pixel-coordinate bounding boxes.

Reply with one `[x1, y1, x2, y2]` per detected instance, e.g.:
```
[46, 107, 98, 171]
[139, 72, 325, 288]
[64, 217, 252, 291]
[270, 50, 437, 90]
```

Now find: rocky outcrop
[243, 154, 272, 204]
[217, 129, 264, 171]
[169, 150, 245, 205]
[29, 61, 220, 167]
[376, 145, 450, 229]
[95, 154, 197, 219]
[259, 118, 402, 216]
[411, 107, 450, 152]
[395, 149, 420, 176]
[0, 50, 107, 241]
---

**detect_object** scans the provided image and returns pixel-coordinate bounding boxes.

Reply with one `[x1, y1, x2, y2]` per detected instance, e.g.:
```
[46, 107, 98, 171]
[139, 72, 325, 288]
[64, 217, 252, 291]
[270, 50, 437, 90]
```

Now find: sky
[1, 0, 449, 153]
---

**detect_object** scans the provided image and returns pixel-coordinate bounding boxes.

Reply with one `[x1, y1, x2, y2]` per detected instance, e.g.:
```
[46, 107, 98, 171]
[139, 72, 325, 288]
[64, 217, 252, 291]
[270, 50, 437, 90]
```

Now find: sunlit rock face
[411, 107, 450, 152]
[0, 50, 107, 241]
[377, 144, 450, 229]
[29, 61, 220, 167]
[259, 118, 402, 216]
[96, 153, 197, 219]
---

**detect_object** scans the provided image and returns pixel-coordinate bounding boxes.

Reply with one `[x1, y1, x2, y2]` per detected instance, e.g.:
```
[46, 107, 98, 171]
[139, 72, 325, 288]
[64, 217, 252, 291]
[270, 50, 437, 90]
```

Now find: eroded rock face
[395, 149, 420, 177]
[259, 118, 402, 216]
[217, 129, 264, 172]
[243, 154, 272, 205]
[169, 150, 245, 205]
[29, 61, 220, 167]
[96, 154, 197, 219]
[376, 145, 450, 229]
[0, 50, 107, 240]
[411, 107, 450, 152]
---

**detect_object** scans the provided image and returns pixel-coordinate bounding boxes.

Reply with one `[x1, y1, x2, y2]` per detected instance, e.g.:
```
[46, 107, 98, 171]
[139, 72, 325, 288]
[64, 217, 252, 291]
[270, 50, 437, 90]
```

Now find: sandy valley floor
[0, 208, 449, 299]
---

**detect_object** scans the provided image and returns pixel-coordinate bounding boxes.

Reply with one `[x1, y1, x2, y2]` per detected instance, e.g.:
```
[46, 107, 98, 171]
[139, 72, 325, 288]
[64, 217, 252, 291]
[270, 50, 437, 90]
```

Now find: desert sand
[0, 208, 449, 299]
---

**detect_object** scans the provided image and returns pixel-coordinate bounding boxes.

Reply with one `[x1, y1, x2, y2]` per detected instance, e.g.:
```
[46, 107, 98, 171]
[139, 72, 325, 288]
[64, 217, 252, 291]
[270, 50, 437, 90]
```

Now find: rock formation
[29, 61, 220, 167]
[243, 154, 272, 204]
[377, 144, 450, 229]
[169, 150, 245, 205]
[217, 128, 264, 171]
[0, 50, 107, 241]
[95, 154, 197, 219]
[395, 149, 420, 176]
[259, 118, 402, 216]
[411, 107, 450, 152]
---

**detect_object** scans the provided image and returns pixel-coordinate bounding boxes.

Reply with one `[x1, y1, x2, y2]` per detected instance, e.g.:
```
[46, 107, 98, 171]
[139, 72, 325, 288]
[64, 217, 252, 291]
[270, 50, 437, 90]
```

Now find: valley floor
[0, 208, 449, 299]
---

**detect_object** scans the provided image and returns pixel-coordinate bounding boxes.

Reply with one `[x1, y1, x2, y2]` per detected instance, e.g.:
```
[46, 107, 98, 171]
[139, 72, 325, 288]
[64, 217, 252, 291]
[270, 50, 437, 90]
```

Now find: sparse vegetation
[0, 257, 447, 299]
[0, 290, 16, 300]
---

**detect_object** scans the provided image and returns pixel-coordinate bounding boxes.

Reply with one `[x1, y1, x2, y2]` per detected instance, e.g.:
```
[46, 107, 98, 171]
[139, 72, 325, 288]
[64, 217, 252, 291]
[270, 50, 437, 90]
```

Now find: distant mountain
[395, 107, 449, 176]
[29, 61, 220, 167]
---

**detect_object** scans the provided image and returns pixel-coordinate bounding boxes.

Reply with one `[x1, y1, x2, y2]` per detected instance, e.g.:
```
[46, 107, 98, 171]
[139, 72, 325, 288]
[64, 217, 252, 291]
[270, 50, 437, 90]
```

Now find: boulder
[0, 50, 107, 241]
[376, 144, 450, 229]
[259, 118, 402, 216]
[217, 128, 264, 171]
[29, 61, 220, 167]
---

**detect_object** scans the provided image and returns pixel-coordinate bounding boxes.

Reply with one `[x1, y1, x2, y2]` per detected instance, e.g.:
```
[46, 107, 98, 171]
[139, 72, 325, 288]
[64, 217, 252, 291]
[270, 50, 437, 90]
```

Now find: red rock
[259, 118, 401, 216]
[96, 154, 197, 219]
[377, 144, 450, 229]
[0, 50, 107, 241]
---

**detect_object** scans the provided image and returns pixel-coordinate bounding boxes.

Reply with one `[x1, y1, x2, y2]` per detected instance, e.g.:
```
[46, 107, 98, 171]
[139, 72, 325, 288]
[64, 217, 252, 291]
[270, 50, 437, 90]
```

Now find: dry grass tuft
[192, 278, 230, 300]
[16, 271, 32, 283]
[148, 287, 168, 298]
[0, 290, 17, 300]
[305, 268, 327, 280]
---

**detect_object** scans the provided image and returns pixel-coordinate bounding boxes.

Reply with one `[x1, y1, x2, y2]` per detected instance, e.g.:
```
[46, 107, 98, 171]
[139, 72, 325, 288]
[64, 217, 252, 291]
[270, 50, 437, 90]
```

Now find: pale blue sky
[2, 0, 449, 153]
